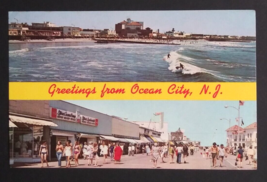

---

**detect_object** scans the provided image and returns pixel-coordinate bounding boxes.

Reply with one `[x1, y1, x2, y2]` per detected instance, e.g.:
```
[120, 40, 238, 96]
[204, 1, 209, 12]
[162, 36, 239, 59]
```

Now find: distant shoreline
[9, 38, 95, 44]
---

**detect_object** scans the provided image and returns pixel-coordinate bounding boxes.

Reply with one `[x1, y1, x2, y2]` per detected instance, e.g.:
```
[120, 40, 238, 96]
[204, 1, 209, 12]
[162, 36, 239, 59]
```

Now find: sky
[66, 100, 257, 146]
[9, 11, 255, 36]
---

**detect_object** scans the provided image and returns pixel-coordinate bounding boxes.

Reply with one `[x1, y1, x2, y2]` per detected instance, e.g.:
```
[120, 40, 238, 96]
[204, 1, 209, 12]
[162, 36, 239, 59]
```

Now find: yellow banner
[9, 82, 256, 100]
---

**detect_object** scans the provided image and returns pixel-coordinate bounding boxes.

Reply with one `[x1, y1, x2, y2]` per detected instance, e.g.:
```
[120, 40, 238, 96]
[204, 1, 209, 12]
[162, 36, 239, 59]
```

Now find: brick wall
[9, 100, 50, 119]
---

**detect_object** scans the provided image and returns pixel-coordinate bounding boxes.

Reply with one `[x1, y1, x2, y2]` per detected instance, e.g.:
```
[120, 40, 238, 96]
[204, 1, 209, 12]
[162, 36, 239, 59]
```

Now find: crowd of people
[38, 139, 257, 169]
[201, 142, 257, 169]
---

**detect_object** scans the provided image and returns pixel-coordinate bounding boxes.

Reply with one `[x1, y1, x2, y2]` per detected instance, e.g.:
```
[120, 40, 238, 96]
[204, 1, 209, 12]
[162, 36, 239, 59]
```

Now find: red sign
[50, 107, 98, 127]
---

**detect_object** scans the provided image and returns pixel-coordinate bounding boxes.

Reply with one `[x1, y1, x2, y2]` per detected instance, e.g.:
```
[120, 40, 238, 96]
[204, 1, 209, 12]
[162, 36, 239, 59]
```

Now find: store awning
[117, 138, 130, 143]
[135, 139, 146, 144]
[149, 135, 158, 142]
[9, 120, 17, 128]
[80, 133, 99, 138]
[141, 136, 151, 143]
[154, 137, 165, 143]
[145, 135, 154, 143]
[9, 115, 58, 127]
[100, 135, 119, 141]
[126, 139, 138, 144]
[51, 130, 76, 137]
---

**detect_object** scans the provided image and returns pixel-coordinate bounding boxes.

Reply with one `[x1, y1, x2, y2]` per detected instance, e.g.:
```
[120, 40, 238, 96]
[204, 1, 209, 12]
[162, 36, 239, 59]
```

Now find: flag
[154, 112, 162, 116]
[239, 100, 244, 106]
[241, 119, 244, 126]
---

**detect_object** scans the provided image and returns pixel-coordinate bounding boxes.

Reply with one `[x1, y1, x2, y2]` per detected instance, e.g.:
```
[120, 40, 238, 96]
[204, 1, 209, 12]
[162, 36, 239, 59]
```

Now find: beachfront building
[96, 29, 117, 38]
[80, 29, 100, 37]
[244, 122, 257, 149]
[32, 22, 56, 27]
[62, 26, 82, 36]
[115, 18, 152, 38]
[226, 122, 257, 150]
[9, 23, 29, 36]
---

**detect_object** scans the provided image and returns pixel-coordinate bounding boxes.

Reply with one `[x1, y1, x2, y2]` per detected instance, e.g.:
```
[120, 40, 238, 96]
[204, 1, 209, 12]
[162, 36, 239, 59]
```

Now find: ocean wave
[206, 59, 255, 68]
[9, 48, 29, 54]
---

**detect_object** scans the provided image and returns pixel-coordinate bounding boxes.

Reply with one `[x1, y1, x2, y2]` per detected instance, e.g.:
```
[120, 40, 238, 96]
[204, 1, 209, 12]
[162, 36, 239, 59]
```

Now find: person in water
[176, 63, 184, 70]
[167, 53, 170, 58]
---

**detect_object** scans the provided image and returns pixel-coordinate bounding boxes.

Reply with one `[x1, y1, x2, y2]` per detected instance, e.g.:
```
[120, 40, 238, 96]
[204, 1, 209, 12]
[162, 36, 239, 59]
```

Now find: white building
[32, 22, 56, 27]
[226, 122, 257, 150]
[9, 23, 29, 36]
[244, 122, 257, 149]
[131, 121, 169, 142]
[62, 26, 82, 36]
[80, 30, 97, 37]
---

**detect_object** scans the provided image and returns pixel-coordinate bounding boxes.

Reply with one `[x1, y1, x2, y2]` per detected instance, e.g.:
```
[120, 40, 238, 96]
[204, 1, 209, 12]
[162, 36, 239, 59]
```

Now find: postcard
[8, 10, 256, 170]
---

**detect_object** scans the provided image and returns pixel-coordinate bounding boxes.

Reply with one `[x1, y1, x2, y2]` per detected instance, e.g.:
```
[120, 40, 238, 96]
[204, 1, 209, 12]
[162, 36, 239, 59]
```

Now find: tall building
[115, 18, 152, 38]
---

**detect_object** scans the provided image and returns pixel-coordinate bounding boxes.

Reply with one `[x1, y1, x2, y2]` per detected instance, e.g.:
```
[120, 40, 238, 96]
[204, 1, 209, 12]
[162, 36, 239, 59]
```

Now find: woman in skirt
[151, 143, 160, 168]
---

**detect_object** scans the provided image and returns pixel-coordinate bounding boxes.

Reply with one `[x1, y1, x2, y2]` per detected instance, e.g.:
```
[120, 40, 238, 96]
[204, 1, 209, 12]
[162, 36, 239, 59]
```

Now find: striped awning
[9, 115, 58, 127]
[145, 135, 154, 143]
[141, 136, 151, 143]
[100, 135, 119, 141]
[149, 135, 158, 142]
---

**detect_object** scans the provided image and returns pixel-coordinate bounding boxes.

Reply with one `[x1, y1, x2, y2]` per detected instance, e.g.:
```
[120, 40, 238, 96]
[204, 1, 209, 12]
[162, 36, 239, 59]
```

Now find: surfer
[176, 63, 184, 70]
[167, 53, 170, 58]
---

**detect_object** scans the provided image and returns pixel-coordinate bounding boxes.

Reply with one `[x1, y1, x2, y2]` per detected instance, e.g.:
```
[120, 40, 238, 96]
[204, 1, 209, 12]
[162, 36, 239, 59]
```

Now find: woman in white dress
[100, 141, 108, 164]
[151, 143, 160, 168]
[86, 142, 94, 166]
[64, 141, 72, 168]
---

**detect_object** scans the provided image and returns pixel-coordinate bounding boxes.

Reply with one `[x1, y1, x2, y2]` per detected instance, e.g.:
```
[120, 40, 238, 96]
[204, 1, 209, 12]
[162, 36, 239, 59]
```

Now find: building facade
[115, 18, 152, 38]
[9, 100, 57, 163]
[226, 122, 257, 150]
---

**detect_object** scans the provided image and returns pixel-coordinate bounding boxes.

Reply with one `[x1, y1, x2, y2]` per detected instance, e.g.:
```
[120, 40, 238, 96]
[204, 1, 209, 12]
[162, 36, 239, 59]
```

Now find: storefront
[9, 114, 58, 163]
[49, 101, 113, 159]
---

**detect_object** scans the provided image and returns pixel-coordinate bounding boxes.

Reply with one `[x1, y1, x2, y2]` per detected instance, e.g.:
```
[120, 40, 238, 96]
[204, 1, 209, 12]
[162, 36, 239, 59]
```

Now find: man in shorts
[218, 144, 227, 167]
[211, 142, 219, 168]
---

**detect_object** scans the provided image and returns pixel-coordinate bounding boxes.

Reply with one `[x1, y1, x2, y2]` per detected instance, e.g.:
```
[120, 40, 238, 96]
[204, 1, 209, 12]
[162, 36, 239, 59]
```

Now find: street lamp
[224, 105, 241, 147]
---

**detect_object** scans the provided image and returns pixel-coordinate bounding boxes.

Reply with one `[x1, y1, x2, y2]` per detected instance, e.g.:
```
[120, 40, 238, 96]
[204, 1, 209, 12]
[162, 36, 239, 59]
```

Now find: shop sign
[80, 115, 98, 126]
[50, 107, 98, 126]
[50, 107, 76, 122]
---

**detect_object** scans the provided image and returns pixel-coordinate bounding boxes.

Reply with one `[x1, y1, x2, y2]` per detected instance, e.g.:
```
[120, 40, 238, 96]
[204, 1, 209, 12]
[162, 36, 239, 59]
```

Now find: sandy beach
[9, 38, 95, 44]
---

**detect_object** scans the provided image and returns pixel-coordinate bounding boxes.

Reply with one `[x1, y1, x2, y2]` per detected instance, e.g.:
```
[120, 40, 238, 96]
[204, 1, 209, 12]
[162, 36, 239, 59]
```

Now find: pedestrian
[63, 140, 72, 168]
[39, 141, 49, 168]
[55, 141, 64, 167]
[83, 142, 88, 159]
[182, 144, 189, 164]
[151, 143, 160, 168]
[131, 144, 135, 156]
[114, 142, 123, 163]
[86, 141, 94, 166]
[176, 143, 183, 164]
[163, 144, 168, 158]
[237, 146, 244, 168]
[247, 146, 255, 165]
[211, 142, 219, 168]
[128, 144, 131, 156]
[100, 141, 108, 164]
[146, 144, 150, 156]
[142, 145, 145, 154]
[109, 143, 115, 161]
[73, 141, 81, 167]
[169, 144, 175, 163]
[92, 142, 99, 167]
[218, 144, 227, 167]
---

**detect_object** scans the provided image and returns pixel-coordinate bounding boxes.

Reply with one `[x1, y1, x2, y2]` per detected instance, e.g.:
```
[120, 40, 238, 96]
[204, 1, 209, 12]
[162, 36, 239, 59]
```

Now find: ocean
[9, 40, 256, 82]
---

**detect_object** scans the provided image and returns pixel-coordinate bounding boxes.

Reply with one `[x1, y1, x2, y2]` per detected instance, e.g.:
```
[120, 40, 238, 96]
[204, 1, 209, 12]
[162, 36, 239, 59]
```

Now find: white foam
[163, 51, 203, 75]
[9, 48, 29, 54]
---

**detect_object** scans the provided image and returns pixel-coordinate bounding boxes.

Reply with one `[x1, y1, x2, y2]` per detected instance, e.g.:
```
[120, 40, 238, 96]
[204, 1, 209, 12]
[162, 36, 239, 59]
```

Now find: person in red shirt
[114, 143, 123, 163]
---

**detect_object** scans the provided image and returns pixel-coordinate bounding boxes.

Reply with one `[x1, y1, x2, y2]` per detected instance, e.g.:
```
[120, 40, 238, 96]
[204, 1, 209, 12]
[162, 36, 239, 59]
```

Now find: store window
[12, 123, 43, 158]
